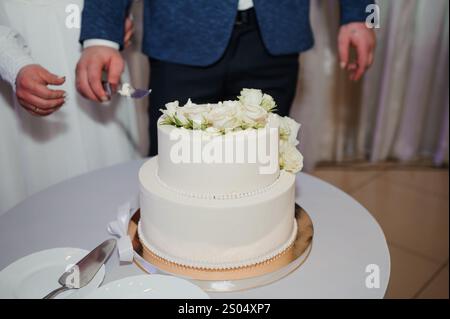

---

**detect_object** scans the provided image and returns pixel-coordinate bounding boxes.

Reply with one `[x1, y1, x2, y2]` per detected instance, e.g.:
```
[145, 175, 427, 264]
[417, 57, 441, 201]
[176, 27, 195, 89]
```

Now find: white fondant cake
[138, 89, 303, 269]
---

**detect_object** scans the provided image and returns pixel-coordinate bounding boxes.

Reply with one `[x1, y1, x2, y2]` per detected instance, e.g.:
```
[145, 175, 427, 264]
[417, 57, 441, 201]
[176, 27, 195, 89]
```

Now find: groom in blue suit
[77, 0, 375, 156]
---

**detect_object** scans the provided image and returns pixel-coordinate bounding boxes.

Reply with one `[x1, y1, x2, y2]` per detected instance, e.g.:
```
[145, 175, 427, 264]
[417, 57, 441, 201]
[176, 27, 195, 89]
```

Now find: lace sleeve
[0, 25, 35, 90]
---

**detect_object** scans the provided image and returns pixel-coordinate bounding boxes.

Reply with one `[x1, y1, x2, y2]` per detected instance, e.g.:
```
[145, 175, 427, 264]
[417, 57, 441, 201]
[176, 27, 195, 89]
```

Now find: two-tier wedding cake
[138, 89, 303, 270]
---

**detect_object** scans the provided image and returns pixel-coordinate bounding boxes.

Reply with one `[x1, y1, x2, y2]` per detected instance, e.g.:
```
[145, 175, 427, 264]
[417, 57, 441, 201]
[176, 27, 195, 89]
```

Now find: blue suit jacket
[80, 0, 373, 66]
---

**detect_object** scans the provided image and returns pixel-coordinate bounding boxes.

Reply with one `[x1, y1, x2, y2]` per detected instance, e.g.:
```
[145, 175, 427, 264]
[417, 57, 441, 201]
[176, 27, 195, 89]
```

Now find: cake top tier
[158, 89, 303, 174]
[155, 89, 304, 196]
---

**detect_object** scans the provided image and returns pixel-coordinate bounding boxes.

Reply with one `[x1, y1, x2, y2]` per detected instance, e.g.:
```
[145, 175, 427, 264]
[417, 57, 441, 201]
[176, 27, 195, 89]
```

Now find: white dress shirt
[238, 0, 254, 11]
[84, 0, 254, 50]
[0, 26, 35, 89]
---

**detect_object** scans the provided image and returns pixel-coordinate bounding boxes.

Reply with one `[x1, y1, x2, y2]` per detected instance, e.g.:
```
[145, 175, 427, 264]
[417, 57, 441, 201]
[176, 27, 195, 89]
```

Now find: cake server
[42, 238, 116, 299]
[103, 81, 152, 100]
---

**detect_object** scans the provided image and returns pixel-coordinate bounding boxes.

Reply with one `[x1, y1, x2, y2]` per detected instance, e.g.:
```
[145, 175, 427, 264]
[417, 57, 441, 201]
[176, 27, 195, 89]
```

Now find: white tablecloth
[0, 160, 390, 298]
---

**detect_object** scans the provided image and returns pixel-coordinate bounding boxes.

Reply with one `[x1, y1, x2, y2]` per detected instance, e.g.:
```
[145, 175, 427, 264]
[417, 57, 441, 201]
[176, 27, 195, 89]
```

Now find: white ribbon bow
[106, 196, 157, 273]
[107, 199, 136, 262]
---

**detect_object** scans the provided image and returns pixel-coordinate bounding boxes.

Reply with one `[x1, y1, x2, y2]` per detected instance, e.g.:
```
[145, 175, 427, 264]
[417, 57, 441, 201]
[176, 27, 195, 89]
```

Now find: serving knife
[103, 81, 152, 100]
[43, 238, 116, 299]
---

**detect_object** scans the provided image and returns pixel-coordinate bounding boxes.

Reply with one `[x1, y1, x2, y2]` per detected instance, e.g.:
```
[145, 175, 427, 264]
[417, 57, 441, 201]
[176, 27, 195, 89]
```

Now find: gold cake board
[128, 204, 314, 286]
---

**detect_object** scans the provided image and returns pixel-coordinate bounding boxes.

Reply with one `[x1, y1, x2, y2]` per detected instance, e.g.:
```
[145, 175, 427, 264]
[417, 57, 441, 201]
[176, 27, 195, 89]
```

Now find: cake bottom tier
[138, 157, 298, 269]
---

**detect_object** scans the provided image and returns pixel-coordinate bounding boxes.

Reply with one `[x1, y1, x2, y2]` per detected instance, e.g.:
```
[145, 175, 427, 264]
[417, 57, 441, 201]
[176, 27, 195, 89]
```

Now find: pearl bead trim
[155, 172, 280, 200]
[137, 220, 298, 270]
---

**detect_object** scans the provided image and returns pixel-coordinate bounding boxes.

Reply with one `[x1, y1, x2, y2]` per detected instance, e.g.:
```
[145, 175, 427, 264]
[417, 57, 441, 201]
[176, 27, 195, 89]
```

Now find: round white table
[0, 160, 390, 298]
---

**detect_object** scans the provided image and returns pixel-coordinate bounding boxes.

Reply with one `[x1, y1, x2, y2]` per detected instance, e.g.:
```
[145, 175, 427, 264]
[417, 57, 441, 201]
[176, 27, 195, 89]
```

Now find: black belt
[235, 8, 256, 26]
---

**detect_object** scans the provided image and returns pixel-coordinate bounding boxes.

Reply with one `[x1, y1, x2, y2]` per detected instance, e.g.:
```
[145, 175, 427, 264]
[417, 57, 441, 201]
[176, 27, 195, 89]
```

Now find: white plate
[0, 248, 105, 299]
[85, 274, 209, 299]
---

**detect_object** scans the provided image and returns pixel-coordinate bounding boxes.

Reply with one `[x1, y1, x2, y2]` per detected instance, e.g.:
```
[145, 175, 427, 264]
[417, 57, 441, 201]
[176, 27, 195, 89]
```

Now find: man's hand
[338, 22, 376, 81]
[16, 64, 66, 116]
[76, 46, 124, 102]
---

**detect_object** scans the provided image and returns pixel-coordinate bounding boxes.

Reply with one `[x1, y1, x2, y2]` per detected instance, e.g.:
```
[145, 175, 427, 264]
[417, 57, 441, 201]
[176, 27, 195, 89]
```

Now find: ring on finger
[31, 105, 45, 114]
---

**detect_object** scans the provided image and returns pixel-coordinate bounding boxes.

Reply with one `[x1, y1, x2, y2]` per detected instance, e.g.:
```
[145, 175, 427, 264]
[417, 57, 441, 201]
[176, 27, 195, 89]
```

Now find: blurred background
[0, 0, 448, 298]
[300, 0, 449, 299]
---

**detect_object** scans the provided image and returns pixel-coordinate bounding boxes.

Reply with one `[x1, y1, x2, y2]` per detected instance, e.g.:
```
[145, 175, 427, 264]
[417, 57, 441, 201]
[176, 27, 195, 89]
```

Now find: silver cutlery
[43, 238, 116, 299]
[103, 82, 152, 100]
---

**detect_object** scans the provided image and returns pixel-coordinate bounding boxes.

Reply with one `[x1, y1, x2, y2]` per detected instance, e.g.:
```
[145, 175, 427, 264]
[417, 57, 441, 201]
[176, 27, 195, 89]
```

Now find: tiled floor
[312, 166, 449, 299]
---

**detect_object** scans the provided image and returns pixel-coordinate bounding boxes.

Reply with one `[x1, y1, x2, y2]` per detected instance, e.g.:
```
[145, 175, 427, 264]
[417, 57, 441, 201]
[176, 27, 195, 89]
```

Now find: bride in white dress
[0, 0, 143, 214]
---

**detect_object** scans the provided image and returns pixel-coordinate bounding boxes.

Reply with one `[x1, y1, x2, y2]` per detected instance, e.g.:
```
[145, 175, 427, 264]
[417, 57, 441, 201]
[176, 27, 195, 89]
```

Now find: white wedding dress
[0, 0, 142, 214]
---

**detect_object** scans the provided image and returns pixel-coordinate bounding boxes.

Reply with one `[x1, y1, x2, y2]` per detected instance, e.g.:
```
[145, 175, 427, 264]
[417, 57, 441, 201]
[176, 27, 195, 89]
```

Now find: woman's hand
[338, 22, 376, 81]
[15, 64, 66, 116]
[124, 16, 134, 49]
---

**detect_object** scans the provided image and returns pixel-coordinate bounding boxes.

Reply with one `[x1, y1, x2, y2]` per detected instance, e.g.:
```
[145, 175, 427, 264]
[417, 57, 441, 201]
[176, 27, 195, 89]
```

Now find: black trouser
[148, 9, 299, 156]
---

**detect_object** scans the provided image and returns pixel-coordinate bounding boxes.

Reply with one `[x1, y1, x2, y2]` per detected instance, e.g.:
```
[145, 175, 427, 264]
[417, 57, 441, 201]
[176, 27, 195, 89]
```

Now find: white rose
[280, 116, 301, 146]
[178, 99, 210, 128]
[191, 115, 205, 129]
[223, 100, 238, 108]
[160, 101, 179, 118]
[180, 100, 211, 117]
[267, 113, 281, 129]
[261, 93, 276, 111]
[175, 111, 189, 126]
[239, 88, 263, 107]
[279, 140, 304, 173]
[207, 101, 241, 130]
[239, 102, 268, 127]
